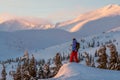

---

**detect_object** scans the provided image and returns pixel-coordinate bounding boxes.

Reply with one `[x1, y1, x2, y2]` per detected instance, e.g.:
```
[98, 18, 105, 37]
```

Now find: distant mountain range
[0, 14, 53, 31]
[1, 4, 120, 34]
[56, 4, 120, 36]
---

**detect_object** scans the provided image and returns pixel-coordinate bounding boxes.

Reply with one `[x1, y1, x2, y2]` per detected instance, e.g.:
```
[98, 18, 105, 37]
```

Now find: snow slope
[54, 63, 120, 80]
[33, 31, 120, 60]
[56, 4, 120, 36]
[107, 26, 120, 32]
[1, 31, 120, 80]
[0, 29, 76, 60]
[0, 26, 120, 80]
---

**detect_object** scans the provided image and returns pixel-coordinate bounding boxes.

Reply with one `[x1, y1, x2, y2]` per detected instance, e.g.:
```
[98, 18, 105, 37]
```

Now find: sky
[0, 0, 120, 23]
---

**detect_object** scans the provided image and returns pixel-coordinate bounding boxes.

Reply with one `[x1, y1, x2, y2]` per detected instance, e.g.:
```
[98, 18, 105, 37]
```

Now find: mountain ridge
[0, 14, 53, 31]
[56, 4, 120, 33]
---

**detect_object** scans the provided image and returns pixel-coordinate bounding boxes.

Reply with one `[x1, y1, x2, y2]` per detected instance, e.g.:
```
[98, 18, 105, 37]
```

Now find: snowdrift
[54, 63, 120, 80]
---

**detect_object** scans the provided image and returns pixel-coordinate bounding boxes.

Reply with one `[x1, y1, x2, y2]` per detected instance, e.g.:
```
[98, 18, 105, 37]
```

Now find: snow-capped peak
[98, 4, 120, 16]
[0, 13, 51, 25]
[56, 4, 120, 33]
[0, 13, 53, 31]
[103, 4, 120, 10]
[0, 13, 16, 23]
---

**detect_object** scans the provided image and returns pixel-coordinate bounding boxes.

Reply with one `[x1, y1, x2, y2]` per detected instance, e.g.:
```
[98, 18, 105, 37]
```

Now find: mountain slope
[107, 26, 120, 32]
[56, 4, 120, 36]
[33, 30, 120, 60]
[53, 63, 120, 80]
[0, 29, 76, 60]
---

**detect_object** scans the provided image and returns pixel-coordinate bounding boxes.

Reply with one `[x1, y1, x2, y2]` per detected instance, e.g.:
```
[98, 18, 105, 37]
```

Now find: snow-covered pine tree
[14, 58, 30, 80]
[83, 45, 85, 49]
[97, 45, 107, 69]
[117, 54, 120, 70]
[107, 43, 119, 70]
[91, 39, 95, 47]
[88, 42, 91, 48]
[54, 53, 62, 75]
[29, 54, 37, 78]
[43, 64, 51, 78]
[1, 64, 7, 80]
[91, 57, 95, 67]
[66, 53, 70, 60]
[97, 41, 100, 47]
[84, 52, 91, 66]
[41, 59, 45, 66]
[95, 50, 98, 57]
[21, 65, 30, 80]
[78, 53, 81, 62]
[22, 50, 29, 61]
[13, 65, 21, 80]
[37, 66, 44, 79]
[62, 52, 65, 61]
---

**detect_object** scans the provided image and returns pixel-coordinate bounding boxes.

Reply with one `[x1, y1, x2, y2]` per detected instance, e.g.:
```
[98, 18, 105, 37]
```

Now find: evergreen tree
[62, 52, 65, 61]
[54, 53, 62, 75]
[43, 64, 51, 78]
[78, 53, 83, 62]
[29, 54, 37, 78]
[95, 50, 98, 57]
[91, 57, 95, 67]
[97, 45, 107, 69]
[83, 45, 85, 49]
[88, 42, 91, 48]
[107, 43, 119, 70]
[13, 65, 21, 80]
[78, 53, 81, 62]
[41, 59, 45, 66]
[1, 64, 7, 80]
[66, 53, 70, 60]
[91, 39, 95, 47]
[97, 41, 100, 47]
[84, 52, 91, 66]
[14, 51, 31, 80]
[38, 66, 44, 79]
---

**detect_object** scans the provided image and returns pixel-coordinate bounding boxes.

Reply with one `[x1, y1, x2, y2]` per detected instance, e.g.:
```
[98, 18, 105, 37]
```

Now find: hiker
[70, 38, 79, 63]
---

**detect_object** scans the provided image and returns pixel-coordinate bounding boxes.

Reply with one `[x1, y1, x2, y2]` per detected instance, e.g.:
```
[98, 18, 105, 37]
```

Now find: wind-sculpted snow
[54, 63, 120, 80]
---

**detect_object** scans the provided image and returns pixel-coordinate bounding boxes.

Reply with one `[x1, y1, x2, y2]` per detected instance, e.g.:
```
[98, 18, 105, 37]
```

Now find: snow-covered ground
[53, 63, 120, 80]
[33, 31, 119, 60]
[0, 30, 120, 80]
[0, 26, 120, 80]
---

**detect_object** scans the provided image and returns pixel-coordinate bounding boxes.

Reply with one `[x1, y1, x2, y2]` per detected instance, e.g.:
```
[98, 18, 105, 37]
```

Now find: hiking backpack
[76, 42, 80, 50]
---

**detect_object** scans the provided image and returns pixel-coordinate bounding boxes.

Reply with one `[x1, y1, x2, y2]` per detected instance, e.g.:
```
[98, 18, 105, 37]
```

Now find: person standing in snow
[70, 38, 79, 63]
